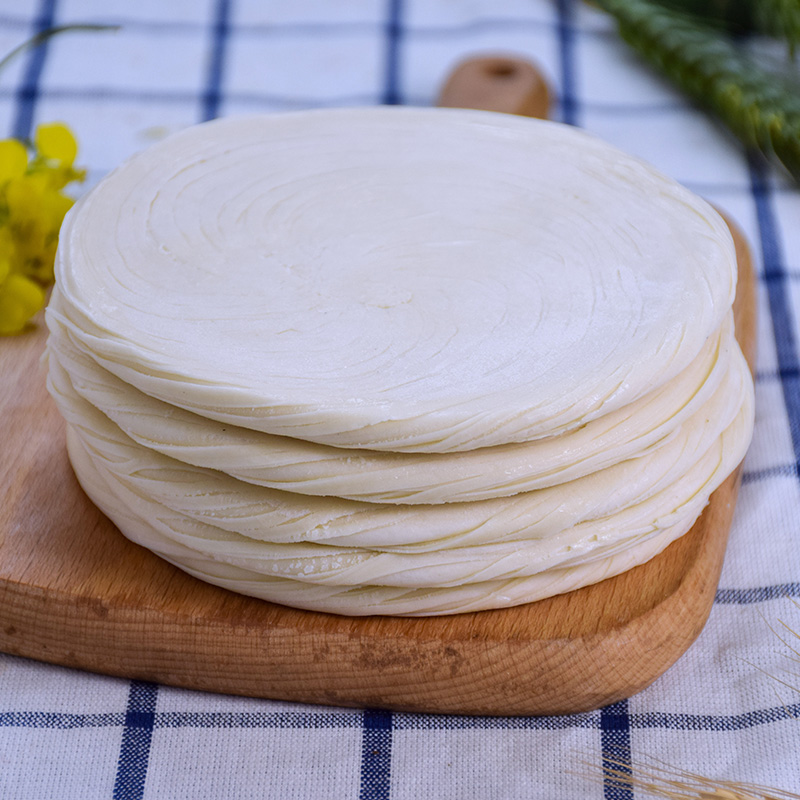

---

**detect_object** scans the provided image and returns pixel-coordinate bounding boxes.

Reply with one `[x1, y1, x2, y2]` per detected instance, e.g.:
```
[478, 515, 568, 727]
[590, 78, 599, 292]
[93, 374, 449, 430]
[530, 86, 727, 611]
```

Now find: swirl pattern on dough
[52, 108, 736, 452]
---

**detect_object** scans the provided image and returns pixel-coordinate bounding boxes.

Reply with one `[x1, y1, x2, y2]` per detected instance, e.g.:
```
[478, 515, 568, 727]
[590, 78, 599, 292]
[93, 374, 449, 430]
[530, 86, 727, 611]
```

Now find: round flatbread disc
[51, 107, 737, 452]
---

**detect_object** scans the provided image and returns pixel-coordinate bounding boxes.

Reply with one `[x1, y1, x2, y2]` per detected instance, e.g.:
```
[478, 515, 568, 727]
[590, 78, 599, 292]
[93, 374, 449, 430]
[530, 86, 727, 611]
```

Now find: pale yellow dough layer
[51, 107, 737, 453]
[51, 344, 750, 556]
[67, 387, 752, 612]
[69, 435, 705, 616]
[46, 307, 736, 504]
[56, 342, 752, 596]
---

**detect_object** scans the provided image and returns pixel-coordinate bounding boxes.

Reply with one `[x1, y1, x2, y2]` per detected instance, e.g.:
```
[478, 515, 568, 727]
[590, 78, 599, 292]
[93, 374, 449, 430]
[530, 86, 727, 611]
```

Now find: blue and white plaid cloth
[2, 1, 799, 797]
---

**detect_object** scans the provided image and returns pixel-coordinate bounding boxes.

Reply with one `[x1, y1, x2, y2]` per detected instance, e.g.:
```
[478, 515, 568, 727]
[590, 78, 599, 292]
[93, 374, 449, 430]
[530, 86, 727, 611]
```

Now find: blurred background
[1, 1, 799, 798]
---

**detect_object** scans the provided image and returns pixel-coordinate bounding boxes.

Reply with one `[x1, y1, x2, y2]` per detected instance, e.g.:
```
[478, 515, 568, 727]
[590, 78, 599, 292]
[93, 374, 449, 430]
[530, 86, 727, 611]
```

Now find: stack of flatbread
[44, 108, 754, 616]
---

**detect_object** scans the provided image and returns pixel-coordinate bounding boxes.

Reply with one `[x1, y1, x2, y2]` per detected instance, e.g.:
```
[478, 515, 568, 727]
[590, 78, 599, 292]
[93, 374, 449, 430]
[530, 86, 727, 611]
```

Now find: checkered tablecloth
[1, 1, 799, 797]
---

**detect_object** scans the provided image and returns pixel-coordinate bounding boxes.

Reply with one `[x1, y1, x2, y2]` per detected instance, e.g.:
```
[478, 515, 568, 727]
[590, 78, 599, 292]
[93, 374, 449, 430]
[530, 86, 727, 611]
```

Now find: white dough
[69, 429, 743, 615]
[50, 108, 737, 452]
[51, 344, 751, 553]
[46, 107, 754, 616]
[46, 308, 735, 503]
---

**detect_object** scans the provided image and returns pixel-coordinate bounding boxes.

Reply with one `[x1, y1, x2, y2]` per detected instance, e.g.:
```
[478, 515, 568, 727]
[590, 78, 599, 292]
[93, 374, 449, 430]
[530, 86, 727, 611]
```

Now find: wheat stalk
[590, 601, 800, 799]
[650, 0, 800, 55]
[600, 754, 800, 799]
[594, 0, 800, 182]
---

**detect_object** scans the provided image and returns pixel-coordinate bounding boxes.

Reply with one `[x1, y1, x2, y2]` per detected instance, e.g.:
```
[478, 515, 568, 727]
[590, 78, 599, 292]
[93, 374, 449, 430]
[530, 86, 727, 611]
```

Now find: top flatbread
[51, 107, 736, 452]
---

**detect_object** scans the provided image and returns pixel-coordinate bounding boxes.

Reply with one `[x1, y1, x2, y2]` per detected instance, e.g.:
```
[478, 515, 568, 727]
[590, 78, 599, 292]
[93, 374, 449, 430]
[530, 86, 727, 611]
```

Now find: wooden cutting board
[0, 59, 757, 716]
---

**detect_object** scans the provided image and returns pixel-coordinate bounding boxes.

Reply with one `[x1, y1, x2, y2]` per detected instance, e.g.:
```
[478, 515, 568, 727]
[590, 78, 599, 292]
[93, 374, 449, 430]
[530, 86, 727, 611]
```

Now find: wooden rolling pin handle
[436, 55, 551, 119]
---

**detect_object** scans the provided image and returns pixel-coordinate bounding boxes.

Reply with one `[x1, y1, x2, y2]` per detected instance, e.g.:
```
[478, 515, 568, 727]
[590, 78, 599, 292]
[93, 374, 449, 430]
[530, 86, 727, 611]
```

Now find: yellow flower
[35, 122, 78, 166]
[31, 122, 86, 190]
[0, 139, 28, 182]
[0, 122, 84, 335]
[0, 271, 46, 335]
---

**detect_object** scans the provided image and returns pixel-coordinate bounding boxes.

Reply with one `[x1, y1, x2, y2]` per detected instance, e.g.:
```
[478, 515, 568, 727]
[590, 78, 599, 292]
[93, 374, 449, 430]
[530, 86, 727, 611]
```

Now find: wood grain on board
[0, 57, 757, 715]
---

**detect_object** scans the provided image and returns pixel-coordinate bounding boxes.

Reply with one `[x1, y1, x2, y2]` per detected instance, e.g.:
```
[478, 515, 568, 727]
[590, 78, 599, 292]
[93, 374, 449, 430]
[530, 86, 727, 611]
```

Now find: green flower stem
[0, 24, 119, 75]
